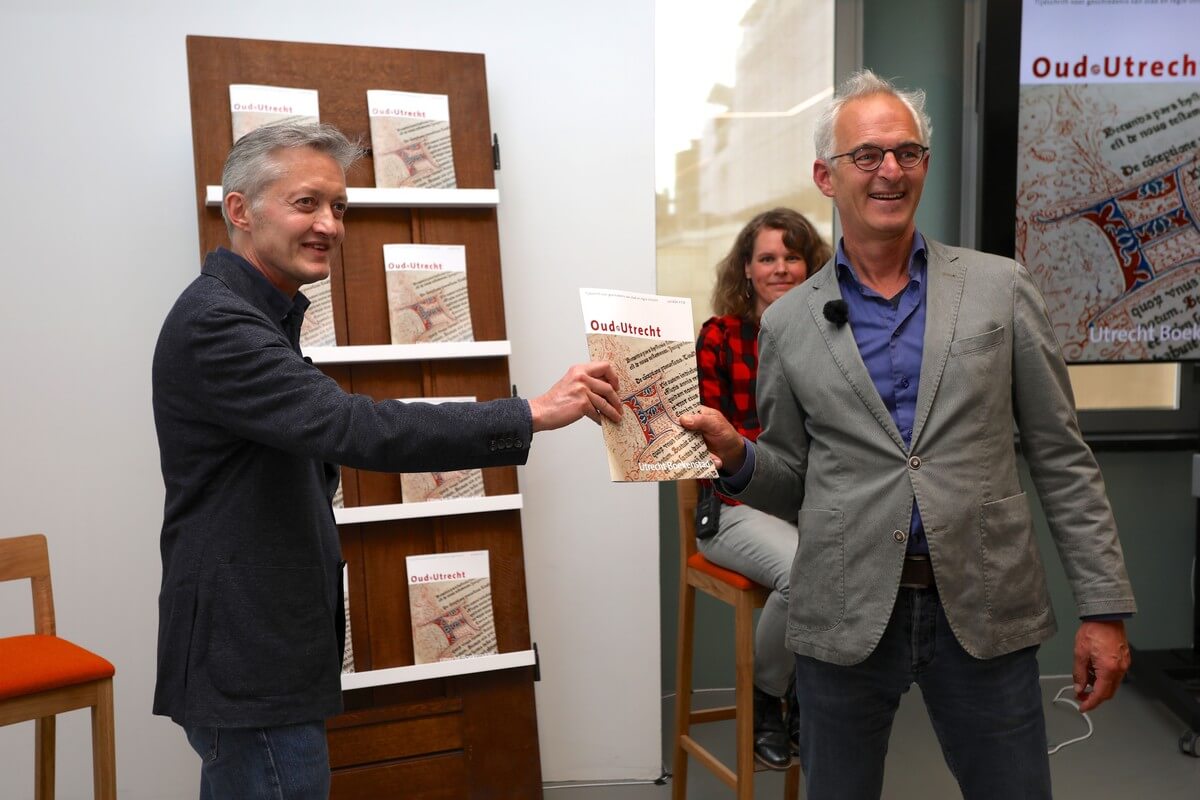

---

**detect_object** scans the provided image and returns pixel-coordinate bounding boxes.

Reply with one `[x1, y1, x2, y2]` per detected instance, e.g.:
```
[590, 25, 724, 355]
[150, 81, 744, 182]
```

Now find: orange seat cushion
[0, 634, 115, 701]
[686, 552, 759, 592]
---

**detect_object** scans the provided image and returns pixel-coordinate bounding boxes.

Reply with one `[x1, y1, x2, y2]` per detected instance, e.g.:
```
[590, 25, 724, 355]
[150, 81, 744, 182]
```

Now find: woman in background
[695, 207, 830, 769]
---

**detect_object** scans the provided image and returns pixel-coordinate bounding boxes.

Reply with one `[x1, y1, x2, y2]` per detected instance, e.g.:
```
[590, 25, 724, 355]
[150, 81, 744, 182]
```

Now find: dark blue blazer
[151, 249, 531, 727]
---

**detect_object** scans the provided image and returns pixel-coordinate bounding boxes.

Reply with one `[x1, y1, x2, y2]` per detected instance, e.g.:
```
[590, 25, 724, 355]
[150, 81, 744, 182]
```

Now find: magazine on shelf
[407, 550, 497, 664]
[579, 288, 718, 482]
[228, 84, 319, 143]
[397, 397, 485, 502]
[367, 89, 457, 189]
[341, 562, 355, 673]
[299, 275, 337, 348]
[228, 85, 333, 346]
[384, 244, 474, 344]
[331, 469, 344, 510]
[330, 398, 484, 509]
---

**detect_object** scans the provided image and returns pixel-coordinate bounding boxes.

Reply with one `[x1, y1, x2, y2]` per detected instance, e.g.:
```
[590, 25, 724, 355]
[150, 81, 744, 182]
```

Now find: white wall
[0, 2, 657, 796]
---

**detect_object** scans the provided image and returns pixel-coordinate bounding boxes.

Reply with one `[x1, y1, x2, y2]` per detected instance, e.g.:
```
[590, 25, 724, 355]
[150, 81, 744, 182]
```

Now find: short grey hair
[813, 69, 933, 161]
[221, 120, 362, 236]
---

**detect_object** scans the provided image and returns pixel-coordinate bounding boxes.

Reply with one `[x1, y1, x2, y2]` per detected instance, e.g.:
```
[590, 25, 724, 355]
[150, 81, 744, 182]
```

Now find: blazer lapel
[911, 240, 965, 446]
[805, 267, 906, 450]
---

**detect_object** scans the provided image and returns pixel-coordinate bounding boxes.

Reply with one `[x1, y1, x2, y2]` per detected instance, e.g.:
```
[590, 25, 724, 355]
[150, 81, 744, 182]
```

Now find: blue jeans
[792, 587, 1051, 800]
[185, 721, 330, 800]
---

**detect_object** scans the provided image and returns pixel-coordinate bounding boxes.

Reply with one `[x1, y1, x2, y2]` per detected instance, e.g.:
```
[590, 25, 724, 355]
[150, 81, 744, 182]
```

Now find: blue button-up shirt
[836, 234, 929, 555]
[724, 232, 929, 555]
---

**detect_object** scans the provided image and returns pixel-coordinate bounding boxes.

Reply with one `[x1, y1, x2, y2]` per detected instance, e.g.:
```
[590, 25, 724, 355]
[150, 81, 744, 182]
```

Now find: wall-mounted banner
[1016, 0, 1200, 362]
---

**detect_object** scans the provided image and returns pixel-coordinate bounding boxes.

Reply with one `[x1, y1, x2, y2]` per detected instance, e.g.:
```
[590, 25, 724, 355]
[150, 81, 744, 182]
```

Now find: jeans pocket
[185, 725, 221, 763]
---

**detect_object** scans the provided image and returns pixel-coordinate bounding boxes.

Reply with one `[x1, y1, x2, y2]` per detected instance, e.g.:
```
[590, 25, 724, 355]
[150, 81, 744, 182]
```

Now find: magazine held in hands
[580, 288, 718, 482]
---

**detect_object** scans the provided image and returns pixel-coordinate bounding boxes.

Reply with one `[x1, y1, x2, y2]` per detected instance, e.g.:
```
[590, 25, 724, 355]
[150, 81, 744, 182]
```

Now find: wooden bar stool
[672, 480, 799, 800]
[0, 533, 117, 799]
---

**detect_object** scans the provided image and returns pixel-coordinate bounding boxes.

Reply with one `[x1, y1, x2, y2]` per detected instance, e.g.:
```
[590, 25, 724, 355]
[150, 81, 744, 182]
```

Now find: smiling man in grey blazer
[682, 70, 1135, 800]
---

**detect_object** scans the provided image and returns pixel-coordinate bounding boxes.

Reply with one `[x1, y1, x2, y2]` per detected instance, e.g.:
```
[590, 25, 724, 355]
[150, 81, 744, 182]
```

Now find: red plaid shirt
[696, 315, 761, 504]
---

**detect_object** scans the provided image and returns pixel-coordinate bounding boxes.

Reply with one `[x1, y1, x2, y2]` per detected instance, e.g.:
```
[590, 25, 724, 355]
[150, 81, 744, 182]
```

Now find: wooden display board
[186, 35, 541, 797]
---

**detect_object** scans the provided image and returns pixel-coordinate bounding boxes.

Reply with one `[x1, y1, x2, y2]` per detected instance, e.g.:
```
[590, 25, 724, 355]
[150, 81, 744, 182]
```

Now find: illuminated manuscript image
[406, 550, 496, 665]
[400, 469, 485, 503]
[367, 89, 458, 189]
[580, 288, 717, 482]
[384, 244, 474, 344]
[1016, 83, 1200, 362]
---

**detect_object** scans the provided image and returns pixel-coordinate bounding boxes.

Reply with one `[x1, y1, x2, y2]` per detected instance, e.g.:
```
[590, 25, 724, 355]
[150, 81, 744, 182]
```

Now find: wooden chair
[0, 534, 116, 799]
[672, 481, 799, 800]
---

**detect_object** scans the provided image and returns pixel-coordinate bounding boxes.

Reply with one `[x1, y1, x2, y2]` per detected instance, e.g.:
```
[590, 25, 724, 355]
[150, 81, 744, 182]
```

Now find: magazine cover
[384, 244, 475, 344]
[1015, 0, 1200, 362]
[341, 562, 355, 674]
[397, 397, 485, 502]
[228, 84, 319, 143]
[579, 288, 718, 482]
[229, 86, 335, 346]
[367, 89, 457, 188]
[331, 470, 344, 510]
[299, 275, 337, 348]
[407, 550, 497, 664]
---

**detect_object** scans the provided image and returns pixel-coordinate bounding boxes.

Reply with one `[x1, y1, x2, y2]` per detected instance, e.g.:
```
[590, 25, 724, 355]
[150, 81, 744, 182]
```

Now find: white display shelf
[303, 341, 511, 364]
[341, 649, 536, 690]
[333, 493, 523, 525]
[205, 185, 498, 208]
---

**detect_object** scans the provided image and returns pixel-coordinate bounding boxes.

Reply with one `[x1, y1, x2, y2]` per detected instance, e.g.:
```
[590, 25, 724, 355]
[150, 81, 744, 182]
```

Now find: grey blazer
[729, 239, 1135, 665]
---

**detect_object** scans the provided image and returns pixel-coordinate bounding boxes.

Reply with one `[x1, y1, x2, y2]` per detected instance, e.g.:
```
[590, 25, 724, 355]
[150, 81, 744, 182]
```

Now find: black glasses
[829, 144, 929, 172]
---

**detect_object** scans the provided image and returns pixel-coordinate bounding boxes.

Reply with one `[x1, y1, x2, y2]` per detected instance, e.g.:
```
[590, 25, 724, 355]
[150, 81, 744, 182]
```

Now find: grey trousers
[696, 502, 797, 697]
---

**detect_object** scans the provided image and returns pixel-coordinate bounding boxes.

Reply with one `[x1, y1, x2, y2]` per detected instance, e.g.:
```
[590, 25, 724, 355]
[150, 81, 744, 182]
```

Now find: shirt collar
[219, 247, 310, 324]
[835, 231, 928, 289]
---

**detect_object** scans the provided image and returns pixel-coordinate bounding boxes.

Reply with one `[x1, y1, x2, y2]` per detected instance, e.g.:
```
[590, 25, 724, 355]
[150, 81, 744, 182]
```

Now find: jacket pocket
[949, 325, 1005, 357]
[209, 564, 331, 698]
[980, 492, 1050, 621]
[792, 508, 845, 631]
[157, 583, 198, 698]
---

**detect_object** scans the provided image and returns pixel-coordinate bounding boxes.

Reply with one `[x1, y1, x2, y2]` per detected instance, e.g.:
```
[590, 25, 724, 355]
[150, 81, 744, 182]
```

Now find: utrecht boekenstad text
[1089, 324, 1200, 343]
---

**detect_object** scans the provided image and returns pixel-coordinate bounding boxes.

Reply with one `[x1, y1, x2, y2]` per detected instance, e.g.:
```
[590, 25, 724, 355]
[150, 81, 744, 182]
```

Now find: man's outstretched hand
[529, 361, 623, 432]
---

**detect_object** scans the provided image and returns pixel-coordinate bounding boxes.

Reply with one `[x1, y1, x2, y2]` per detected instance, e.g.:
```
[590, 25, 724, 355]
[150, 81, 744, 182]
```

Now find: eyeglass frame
[827, 143, 930, 172]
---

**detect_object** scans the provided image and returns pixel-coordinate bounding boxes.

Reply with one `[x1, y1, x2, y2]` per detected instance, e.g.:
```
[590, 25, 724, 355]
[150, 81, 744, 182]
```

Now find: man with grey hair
[152, 121, 622, 799]
[683, 70, 1135, 799]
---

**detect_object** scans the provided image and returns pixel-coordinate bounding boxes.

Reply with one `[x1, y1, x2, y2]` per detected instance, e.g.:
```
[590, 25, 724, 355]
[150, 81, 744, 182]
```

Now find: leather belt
[899, 556, 934, 589]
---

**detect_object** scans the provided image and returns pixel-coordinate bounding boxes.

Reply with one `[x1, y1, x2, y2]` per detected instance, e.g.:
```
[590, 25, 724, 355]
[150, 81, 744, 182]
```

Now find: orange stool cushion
[0, 634, 115, 700]
[686, 552, 759, 591]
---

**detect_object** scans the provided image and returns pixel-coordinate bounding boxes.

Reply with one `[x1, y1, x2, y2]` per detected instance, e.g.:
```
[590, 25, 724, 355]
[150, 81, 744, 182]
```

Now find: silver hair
[813, 69, 933, 161]
[220, 120, 362, 236]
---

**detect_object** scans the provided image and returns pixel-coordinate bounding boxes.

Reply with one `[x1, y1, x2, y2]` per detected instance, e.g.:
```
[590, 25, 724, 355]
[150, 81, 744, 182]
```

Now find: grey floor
[544, 678, 1200, 798]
